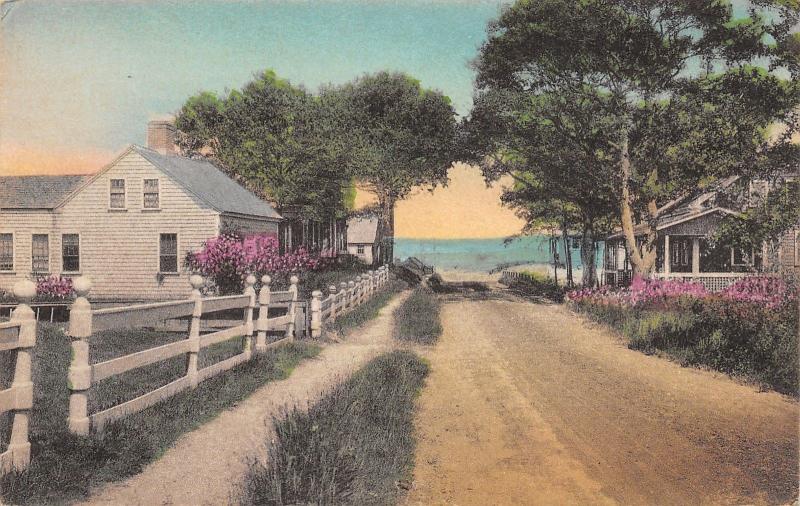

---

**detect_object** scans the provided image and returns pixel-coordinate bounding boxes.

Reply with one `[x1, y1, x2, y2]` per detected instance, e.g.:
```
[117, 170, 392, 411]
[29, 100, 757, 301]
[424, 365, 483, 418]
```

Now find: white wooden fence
[66, 265, 391, 434]
[310, 265, 390, 337]
[0, 281, 37, 475]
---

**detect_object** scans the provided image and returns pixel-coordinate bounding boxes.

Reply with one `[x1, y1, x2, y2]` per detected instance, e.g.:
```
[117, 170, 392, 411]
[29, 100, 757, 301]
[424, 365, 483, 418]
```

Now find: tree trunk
[619, 129, 658, 277]
[561, 218, 574, 288]
[580, 223, 598, 287]
[378, 195, 396, 265]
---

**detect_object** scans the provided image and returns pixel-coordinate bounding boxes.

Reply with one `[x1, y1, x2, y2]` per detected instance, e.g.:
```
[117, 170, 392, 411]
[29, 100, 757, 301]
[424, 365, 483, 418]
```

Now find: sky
[0, 0, 526, 238]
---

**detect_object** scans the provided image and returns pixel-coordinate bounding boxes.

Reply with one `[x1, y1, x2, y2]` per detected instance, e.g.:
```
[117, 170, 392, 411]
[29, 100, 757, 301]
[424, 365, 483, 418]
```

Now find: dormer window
[143, 179, 160, 209]
[110, 179, 126, 209]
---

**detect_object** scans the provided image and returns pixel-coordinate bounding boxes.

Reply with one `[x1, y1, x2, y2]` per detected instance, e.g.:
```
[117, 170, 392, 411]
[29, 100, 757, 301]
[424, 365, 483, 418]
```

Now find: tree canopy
[473, 0, 800, 276]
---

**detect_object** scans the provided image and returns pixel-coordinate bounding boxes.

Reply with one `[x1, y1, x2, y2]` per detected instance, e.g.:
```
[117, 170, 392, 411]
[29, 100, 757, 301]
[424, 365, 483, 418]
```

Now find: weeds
[239, 350, 429, 506]
[394, 287, 442, 345]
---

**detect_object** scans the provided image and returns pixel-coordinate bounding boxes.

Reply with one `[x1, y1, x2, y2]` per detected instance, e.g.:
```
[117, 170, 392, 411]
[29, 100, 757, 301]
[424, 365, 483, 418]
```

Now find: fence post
[187, 275, 203, 388]
[7, 280, 36, 470]
[347, 280, 356, 309]
[256, 275, 271, 353]
[354, 276, 362, 306]
[328, 285, 338, 322]
[339, 282, 348, 312]
[286, 275, 299, 340]
[367, 270, 374, 298]
[243, 275, 256, 360]
[310, 290, 322, 338]
[67, 276, 92, 435]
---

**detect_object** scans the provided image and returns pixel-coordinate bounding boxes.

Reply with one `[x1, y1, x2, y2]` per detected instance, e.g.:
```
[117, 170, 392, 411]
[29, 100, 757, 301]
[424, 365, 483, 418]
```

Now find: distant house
[603, 174, 799, 291]
[346, 216, 381, 265]
[0, 121, 281, 302]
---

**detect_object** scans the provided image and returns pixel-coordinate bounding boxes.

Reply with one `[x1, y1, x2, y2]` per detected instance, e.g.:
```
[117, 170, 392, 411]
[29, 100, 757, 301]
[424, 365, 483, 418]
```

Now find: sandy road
[406, 295, 799, 505]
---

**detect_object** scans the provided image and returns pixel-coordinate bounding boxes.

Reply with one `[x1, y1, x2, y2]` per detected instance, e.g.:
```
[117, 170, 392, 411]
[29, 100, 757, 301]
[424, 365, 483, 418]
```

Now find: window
[62, 234, 80, 272]
[31, 234, 49, 273]
[671, 240, 689, 266]
[0, 234, 12, 271]
[731, 247, 754, 267]
[143, 179, 160, 209]
[159, 233, 178, 273]
[110, 179, 126, 209]
[356, 245, 365, 255]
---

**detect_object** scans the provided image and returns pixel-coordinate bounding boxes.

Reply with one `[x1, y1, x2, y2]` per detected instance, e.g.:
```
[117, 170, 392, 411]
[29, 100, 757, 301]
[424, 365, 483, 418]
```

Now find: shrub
[35, 276, 75, 302]
[239, 351, 429, 506]
[508, 272, 565, 302]
[186, 233, 325, 294]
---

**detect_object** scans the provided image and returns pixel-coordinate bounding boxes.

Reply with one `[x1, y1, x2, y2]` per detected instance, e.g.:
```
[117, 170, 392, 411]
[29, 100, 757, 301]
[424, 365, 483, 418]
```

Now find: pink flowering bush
[720, 276, 796, 309]
[567, 276, 708, 309]
[186, 233, 325, 294]
[35, 275, 75, 301]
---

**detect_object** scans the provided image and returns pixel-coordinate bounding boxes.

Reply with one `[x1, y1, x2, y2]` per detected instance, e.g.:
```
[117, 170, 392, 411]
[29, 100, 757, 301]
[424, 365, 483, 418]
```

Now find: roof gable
[133, 146, 281, 220]
[0, 175, 91, 209]
[347, 217, 379, 243]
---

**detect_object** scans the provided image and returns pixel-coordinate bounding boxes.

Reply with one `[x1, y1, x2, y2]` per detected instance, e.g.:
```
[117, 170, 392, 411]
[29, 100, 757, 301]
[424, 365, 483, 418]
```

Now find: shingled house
[0, 121, 282, 302]
[602, 174, 799, 291]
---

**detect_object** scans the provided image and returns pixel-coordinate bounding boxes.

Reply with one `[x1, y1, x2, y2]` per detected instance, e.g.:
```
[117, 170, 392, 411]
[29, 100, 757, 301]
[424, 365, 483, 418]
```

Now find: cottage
[603, 174, 799, 291]
[346, 216, 381, 265]
[0, 121, 282, 302]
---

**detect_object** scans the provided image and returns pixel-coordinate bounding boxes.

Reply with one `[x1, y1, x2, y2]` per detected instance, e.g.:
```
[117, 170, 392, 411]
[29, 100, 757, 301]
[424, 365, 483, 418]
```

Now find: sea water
[394, 236, 595, 274]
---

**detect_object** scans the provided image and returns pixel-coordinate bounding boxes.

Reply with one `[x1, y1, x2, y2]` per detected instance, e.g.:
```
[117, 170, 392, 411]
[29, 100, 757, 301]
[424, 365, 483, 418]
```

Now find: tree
[334, 72, 459, 264]
[462, 88, 618, 286]
[175, 70, 353, 222]
[474, 0, 800, 277]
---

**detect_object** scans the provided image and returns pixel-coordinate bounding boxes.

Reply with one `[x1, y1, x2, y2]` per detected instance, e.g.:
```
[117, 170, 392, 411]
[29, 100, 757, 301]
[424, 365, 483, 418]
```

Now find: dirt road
[406, 295, 799, 505]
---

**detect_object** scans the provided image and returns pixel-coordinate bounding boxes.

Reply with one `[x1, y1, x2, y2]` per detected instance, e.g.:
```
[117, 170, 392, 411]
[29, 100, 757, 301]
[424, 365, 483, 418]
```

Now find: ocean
[394, 236, 593, 273]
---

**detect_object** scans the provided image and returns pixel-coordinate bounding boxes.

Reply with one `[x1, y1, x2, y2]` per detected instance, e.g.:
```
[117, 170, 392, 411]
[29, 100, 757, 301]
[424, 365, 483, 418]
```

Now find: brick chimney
[146, 119, 177, 155]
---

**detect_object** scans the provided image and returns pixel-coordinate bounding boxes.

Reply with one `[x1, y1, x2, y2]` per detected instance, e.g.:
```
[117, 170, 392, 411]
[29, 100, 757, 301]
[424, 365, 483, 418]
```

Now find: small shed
[346, 216, 381, 265]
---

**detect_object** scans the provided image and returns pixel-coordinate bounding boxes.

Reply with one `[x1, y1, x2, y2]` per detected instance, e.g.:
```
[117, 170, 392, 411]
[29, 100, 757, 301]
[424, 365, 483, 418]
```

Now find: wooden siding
[778, 227, 799, 268]
[660, 212, 724, 236]
[56, 151, 220, 300]
[220, 214, 279, 236]
[0, 211, 55, 294]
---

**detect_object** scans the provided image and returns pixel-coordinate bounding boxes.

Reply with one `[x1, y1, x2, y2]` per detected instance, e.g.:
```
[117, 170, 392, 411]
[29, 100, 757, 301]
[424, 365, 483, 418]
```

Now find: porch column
[692, 237, 700, 275]
[663, 234, 670, 276]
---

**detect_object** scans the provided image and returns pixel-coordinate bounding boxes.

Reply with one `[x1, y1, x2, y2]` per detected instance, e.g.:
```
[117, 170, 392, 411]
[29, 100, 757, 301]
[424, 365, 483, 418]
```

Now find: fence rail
[64, 265, 391, 435]
[66, 274, 298, 434]
[0, 281, 37, 476]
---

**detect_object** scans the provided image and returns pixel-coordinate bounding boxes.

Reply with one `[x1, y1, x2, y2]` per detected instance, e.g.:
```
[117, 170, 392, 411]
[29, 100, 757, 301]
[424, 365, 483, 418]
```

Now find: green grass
[394, 287, 442, 345]
[324, 279, 407, 336]
[0, 324, 319, 505]
[238, 350, 429, 506]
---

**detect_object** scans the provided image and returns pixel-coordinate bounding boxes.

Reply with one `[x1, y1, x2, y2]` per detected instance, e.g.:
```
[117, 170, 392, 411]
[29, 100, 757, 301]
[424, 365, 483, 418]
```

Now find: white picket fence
[66, 265, 391, 434]
[0, 281, 37, 475]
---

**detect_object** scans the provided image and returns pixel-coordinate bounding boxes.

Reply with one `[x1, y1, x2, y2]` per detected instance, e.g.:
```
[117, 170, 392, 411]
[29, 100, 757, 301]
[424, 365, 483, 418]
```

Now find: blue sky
[1, 0, 505, 154]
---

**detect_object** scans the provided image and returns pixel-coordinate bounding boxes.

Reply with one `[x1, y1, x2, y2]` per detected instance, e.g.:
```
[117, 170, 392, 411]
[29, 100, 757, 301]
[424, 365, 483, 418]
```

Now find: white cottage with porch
[603, 175, 799, 291]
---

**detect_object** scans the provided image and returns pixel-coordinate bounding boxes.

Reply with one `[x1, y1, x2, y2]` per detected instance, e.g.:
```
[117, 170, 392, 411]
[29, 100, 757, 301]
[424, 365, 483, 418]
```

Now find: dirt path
[80, 291, 410, 506]
[405, 295, 799, 506]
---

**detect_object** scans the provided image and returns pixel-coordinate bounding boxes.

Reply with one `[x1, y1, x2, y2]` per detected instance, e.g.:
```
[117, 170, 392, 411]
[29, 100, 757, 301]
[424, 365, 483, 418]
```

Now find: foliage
[473, 0, 800, 276]
[239, 350, 429, 506]
[503, 271, 565, 302]
[185, 233, 324, 294]
[175, 70, 352, 220]
[333, 72, 459, 263]
[568, 276, 799, 394]
[0, 324, 319, 504]
[394, 286, 442, 345]
[34, 275, 75, 302]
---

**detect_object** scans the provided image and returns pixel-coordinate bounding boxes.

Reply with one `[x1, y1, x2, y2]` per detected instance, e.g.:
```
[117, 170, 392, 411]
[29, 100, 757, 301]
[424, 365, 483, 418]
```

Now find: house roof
[0, 175, 91, 209]
[606, 206, 739, 240]
[347, 216, 379, 243]
[133, 146, 281, 220]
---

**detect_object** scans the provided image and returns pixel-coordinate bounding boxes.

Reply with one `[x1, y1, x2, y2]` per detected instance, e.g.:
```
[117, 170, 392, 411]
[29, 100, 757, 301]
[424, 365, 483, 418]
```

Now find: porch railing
[653, 272, 752, 291]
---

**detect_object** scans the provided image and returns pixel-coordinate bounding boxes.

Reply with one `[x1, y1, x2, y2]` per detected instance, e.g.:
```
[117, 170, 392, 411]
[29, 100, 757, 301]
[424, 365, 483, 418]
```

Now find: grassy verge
[1, 324, 319, 505]
[501, 271, 565, 302]
[324, 279, 406, 336]
[239, 350, 429, 505]
[394, 287, 442, 345]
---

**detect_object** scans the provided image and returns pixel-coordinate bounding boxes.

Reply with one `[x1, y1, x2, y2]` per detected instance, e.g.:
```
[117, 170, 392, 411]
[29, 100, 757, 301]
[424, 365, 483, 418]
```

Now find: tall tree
[462, 88, 618, 286]
[475, 0, 800, 276]
[335, 72, 459, 264]
[175, 70, 353, 221]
